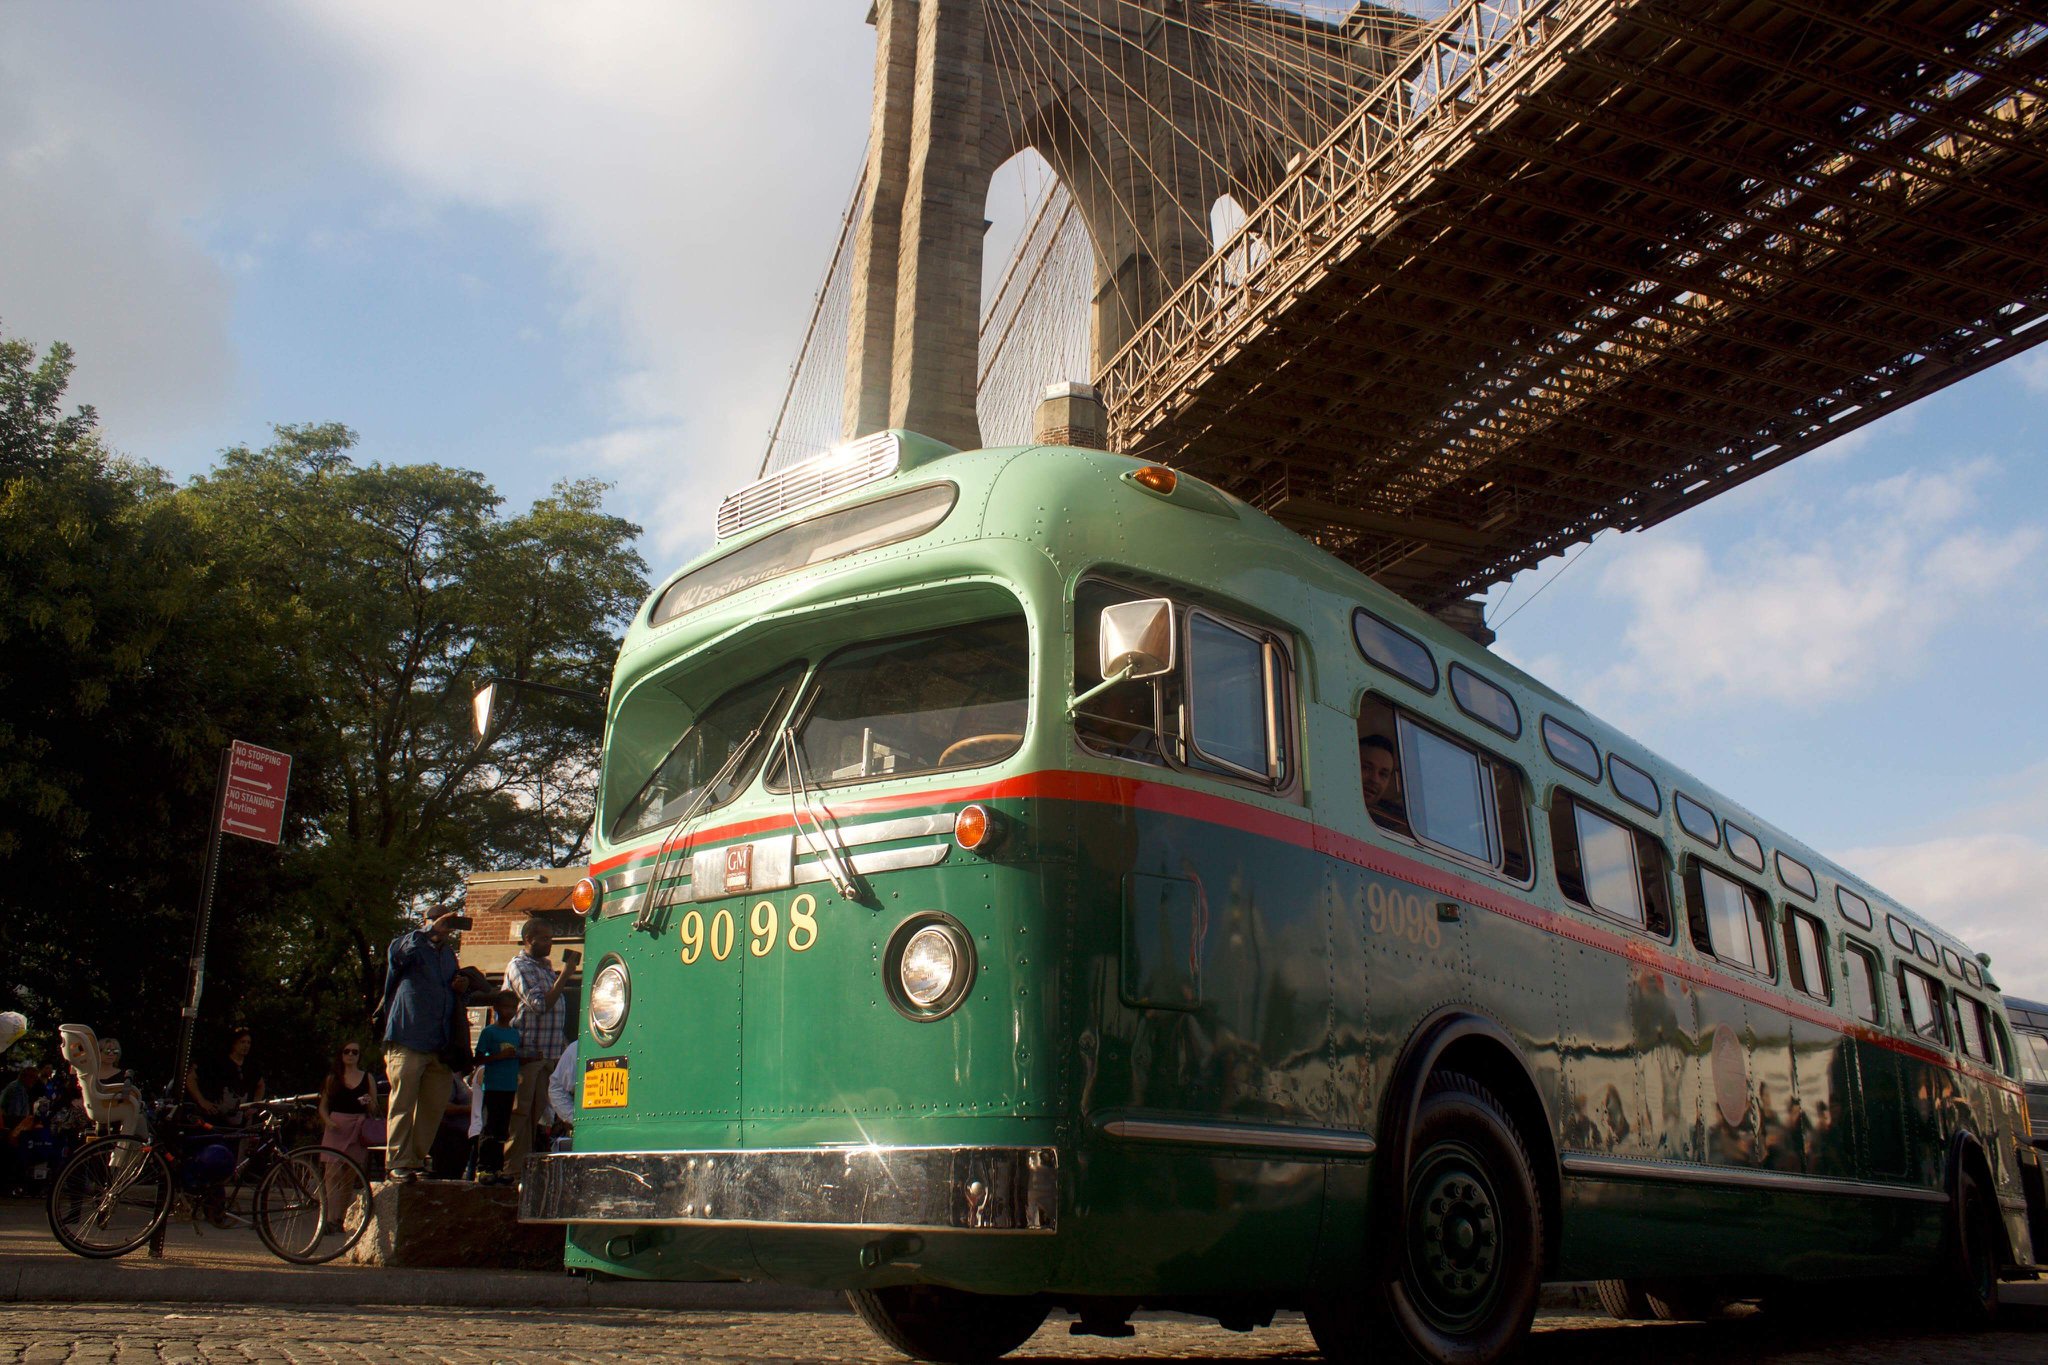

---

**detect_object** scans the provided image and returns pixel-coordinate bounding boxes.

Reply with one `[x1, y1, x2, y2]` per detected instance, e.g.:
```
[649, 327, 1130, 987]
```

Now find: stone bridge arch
[844, 0, 1414, 450]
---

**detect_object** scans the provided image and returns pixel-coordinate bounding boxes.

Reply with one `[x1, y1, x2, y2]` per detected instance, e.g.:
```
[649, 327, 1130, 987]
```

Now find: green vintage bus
[520, 431, 2044, 1363]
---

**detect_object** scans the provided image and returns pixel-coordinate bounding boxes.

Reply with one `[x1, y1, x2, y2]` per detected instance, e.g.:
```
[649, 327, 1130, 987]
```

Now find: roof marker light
[1130, 465, 1178, 496]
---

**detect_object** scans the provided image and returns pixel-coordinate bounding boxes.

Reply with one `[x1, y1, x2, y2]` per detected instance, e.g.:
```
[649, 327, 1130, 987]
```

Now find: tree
[0, 324, 648, 1088]
[0, 329, 296, 1071]
[178, 424, 646, 1046]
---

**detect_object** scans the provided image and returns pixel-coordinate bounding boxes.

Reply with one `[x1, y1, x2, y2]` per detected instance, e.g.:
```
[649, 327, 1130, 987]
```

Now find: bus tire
[1641, 1281, 1719, 1321]
[1940, 1166, 2000, 1328]
[1309, 1072, 1544, 1365]
[1593, 1278, 1652, 1321]
[845, 1286, 1049, 1363]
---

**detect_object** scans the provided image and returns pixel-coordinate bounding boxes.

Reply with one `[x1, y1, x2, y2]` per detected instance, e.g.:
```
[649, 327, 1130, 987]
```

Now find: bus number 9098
[679, 892, 820, 965]
[1367, 882, 1443, 951]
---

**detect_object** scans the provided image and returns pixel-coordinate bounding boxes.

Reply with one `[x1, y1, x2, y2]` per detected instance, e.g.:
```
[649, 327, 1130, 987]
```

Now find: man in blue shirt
[381, 908, 470, 1181]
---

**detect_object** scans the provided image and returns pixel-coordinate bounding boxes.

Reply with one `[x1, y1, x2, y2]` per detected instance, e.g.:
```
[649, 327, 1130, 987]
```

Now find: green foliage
[0, 326, 647, 1090]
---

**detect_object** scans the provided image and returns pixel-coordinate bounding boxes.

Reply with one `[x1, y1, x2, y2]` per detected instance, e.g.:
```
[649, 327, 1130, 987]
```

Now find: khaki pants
[384, 1045, 452, 1174]
[505, 1058, 554, 1173]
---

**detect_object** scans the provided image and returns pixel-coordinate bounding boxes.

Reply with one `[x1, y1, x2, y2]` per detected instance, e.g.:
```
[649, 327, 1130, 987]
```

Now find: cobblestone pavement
[0, 1299, 2042, 1364]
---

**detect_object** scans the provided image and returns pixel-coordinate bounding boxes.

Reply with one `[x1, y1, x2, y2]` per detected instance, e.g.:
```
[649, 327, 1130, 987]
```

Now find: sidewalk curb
[4, 1258, 846, 1312]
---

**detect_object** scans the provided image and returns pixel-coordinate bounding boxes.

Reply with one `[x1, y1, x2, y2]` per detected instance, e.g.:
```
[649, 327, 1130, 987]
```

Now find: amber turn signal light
[1130, 465, 1178, 495]
[571, 876, 598, 916]
[954, 803, 1001, 853]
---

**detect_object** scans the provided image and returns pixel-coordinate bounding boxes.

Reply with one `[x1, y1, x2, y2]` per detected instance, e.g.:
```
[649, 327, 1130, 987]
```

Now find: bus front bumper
[518, 1145, 1059, 1233]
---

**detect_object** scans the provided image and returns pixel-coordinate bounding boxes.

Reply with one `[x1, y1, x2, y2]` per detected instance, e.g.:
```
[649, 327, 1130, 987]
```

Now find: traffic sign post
[165, 740, 293, 1252]
[220, 740, 292, 845]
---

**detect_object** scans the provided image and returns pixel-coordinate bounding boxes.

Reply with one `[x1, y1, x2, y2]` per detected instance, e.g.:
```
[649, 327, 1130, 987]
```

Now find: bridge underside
[1103, 0, 2048, 609]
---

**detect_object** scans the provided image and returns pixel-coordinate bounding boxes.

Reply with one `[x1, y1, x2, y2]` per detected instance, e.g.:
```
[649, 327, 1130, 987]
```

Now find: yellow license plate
[582, 1056, 629, 1109]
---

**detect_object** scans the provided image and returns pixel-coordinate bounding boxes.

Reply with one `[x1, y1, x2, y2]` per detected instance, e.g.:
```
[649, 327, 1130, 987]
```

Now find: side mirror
[1099, 599, 1176, 681]
[472, 682, 499, 740]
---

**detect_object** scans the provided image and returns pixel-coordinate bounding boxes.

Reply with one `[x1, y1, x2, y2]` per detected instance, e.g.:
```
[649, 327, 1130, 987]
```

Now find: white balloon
[0, 1011, 26, 1054]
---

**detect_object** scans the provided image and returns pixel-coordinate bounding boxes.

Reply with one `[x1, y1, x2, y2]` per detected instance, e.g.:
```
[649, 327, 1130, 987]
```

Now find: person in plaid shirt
[501, 918, 577, 1172]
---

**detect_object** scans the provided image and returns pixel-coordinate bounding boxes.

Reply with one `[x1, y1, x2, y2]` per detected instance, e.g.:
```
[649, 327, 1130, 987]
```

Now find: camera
[562, 948, 582, 970]
[448, 914, 474, 931]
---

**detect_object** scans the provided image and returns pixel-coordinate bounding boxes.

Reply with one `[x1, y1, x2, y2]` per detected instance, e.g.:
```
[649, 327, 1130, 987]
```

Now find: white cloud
[1840, 762, 2048, 1003]
[1573, 459, 2041, 714]
[0, 12, 241, 443]
[286, 1, 874, 563]
[0, 2, 874, 552]
[2015, 347, 2048, 394]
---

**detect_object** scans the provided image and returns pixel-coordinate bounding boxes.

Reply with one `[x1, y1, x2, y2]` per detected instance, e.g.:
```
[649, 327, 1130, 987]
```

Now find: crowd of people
[375, 910, 578, 1183]
[0, 907, 581, 1200]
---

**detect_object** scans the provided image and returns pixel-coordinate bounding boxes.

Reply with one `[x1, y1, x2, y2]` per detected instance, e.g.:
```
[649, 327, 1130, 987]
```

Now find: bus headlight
[886, 915, 975, 1020]
[589, 959, 630, 1045]
[902, 928, 958, 1005]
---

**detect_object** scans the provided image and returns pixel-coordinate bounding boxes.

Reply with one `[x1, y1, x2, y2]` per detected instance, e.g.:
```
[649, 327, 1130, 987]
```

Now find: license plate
[582, 1055, 628, 1109]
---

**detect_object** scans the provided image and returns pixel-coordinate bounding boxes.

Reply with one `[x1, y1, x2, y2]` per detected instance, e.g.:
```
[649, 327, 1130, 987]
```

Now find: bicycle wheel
[255, 1145, 372, 1264]
[46, 1136, 172, 1258]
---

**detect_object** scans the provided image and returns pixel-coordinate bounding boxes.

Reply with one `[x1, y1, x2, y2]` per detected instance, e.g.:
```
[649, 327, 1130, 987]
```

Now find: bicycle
[45, 1093, 374, 1264]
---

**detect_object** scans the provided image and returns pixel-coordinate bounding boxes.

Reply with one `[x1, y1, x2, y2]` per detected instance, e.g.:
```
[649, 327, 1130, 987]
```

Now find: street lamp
[472, 677, 606, 740]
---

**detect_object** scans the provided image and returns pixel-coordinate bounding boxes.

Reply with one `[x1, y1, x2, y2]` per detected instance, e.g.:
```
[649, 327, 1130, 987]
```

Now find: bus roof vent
[718, 432, 902, 540]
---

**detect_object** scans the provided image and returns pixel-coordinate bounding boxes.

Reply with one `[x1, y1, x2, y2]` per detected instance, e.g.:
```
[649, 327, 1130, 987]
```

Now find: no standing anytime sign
[220, 739, 292, 845]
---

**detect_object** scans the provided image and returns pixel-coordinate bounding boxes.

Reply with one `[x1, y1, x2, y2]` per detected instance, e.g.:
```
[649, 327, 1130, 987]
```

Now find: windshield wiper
[632, 719, 773, 935]
[780, 726, 862, 901]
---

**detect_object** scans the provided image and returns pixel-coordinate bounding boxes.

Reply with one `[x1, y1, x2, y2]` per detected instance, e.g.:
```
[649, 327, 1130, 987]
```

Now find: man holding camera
[381, 907, 471, 1182]
[503, 918, 577, 1174]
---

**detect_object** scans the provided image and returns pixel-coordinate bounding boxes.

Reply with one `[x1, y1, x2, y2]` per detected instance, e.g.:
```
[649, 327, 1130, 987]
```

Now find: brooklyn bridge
[761, 0, 2048, 619]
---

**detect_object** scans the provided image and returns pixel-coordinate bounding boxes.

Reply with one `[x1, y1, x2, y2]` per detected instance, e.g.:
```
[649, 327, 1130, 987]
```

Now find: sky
[3, 4, 2043, 999]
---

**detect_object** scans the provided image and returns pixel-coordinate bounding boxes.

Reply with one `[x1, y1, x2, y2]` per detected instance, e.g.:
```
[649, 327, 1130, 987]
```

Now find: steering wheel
[938, 733, 1024, 766]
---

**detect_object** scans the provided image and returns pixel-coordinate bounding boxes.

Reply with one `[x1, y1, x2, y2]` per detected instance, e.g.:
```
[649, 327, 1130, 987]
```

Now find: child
[472, 990, 522, 1182]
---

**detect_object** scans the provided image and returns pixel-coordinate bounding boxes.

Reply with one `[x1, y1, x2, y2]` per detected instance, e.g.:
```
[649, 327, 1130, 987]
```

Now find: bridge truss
[1099, 0, 2048, 607]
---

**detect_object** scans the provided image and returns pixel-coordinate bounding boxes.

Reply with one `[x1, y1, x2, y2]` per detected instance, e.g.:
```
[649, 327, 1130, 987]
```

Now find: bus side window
[1493, 763, 1531, 883]
[1548, 794, 1670, 936]
[1357, 697, 1411, 837]
[1952, 994, 1992, 1064]
[1783, 908, 1831, 1003]
[2018, 1028, 2048, 1084]
[1073, 580, 1169, 768]
[1843, 942, 1882, 1024]
[1896, 964, 1949, 1046]
[1360, 696, 1530, 883]
[1186, 611, 1287, 784]
[1685, 861, 1774, 977]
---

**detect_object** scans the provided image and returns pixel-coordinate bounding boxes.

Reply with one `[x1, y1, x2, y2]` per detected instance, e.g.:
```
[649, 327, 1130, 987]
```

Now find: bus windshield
[609, 661, 806, 840]
[771, 615, 1028, 788]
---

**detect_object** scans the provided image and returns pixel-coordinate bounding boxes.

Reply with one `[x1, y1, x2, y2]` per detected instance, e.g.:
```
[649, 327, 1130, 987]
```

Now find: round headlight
[886, 915, 975, 1020]
[900, 927, 959, 1007]
[589, 959, 630, 1044]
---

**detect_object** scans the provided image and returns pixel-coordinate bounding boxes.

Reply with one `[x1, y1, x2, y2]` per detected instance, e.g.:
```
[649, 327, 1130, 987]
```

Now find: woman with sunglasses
[318, 1041, 380, 1226]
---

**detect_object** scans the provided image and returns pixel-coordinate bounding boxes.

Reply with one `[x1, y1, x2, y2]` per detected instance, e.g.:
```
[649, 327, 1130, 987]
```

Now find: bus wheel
[1940, 1167, 2000, 1328]
[1640, 1281, 1719, 1321]
[1593, 1279, 1652, 1320]
[1309, 1073, 1544, 1365]
[846, 1286, 1049, 1363]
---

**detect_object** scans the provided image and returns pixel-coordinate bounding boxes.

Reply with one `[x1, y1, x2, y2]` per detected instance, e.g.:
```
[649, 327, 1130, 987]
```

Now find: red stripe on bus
[588, 769, 2023, 1099]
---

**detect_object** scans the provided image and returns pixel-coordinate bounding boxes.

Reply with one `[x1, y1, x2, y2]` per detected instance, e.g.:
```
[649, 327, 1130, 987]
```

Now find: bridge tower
[844, 0, 1413, 453]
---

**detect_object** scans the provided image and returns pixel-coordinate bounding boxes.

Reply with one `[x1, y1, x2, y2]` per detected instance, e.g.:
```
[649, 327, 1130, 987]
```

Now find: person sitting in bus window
[1360, 735, 1411, 836]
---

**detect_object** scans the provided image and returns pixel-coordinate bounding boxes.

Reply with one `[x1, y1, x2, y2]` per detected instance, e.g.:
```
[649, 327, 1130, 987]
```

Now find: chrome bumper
[519, 1145, 1059, 1233]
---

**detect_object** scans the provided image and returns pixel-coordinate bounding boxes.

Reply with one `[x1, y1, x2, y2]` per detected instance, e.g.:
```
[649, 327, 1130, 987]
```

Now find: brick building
[458, 866, 585, 1041]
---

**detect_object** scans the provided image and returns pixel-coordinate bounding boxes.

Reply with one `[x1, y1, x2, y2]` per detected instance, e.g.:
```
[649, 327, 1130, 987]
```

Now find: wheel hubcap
[1409, 1145, 1503, 1328]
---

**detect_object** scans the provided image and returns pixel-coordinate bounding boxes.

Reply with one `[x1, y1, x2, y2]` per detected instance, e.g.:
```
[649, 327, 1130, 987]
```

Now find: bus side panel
[1559, 1179, 1943, 1281]
[1854, 1035, 1912, 1178]
[1791, 1013, 1860, 1176]
[1749, 1003, 1800, 1172]
[1061, 799, 1336, 1296]
[1314, 855, 1566, 1284]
